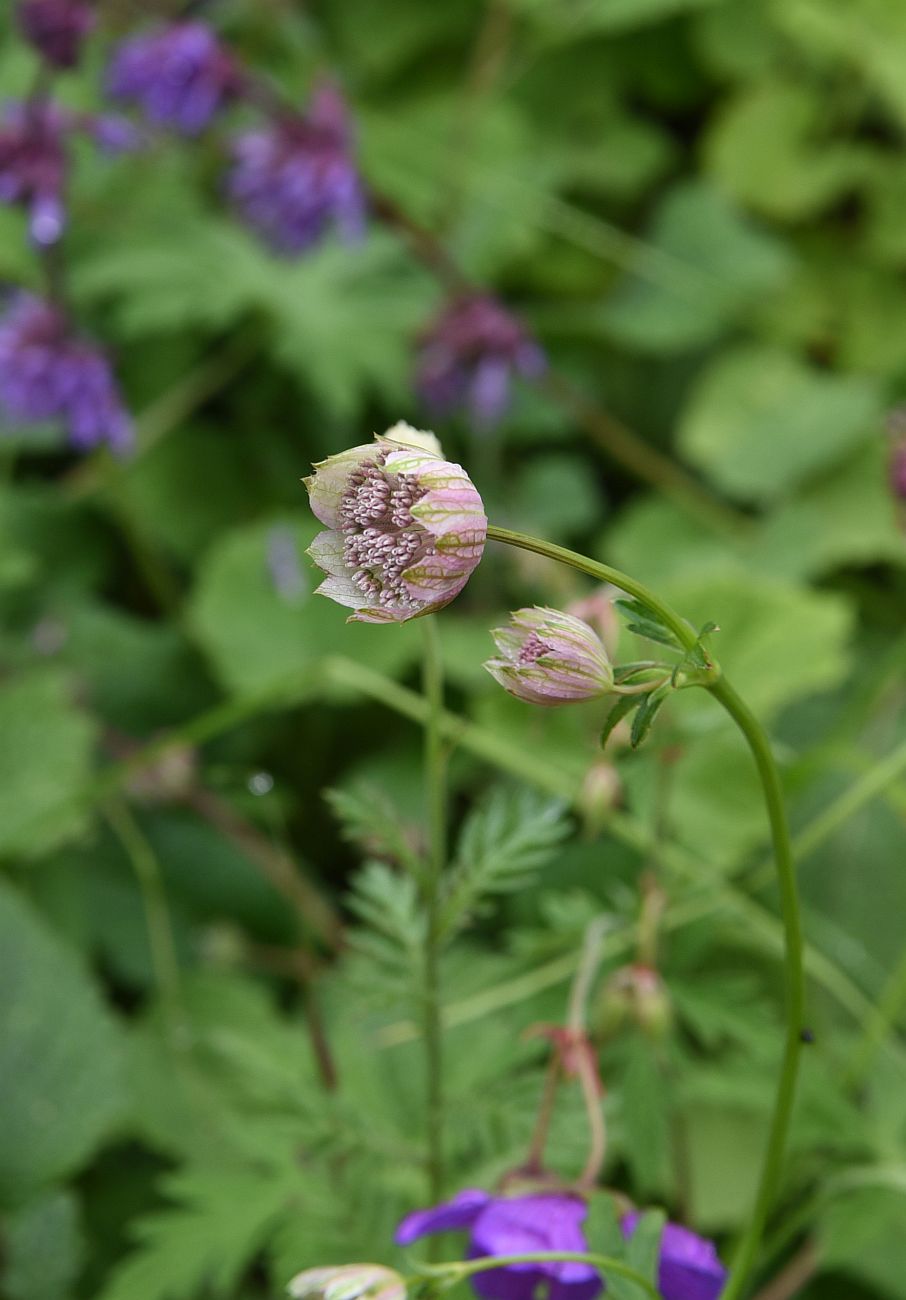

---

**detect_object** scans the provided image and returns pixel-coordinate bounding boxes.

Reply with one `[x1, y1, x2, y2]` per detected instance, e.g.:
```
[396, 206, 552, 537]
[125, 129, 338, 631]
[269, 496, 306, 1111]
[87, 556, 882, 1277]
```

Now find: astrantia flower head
[16, 0, 96, 69]
[0, 293, 132, 452]
[305, 428, 486, 623]
[485, 608, 614, 706]
[228, 82, 366, 256]
[0, 100, 137, 246]
[623, 1214, 726, 1300]
[107, 21, 241, 135]
[396, 1189, 602, 1300]
[416, 293, 545, 428]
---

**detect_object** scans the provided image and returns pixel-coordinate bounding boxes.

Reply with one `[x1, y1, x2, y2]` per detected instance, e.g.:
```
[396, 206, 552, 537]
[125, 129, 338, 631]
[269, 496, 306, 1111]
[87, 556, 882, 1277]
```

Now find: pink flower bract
[305, 427, 486, 623]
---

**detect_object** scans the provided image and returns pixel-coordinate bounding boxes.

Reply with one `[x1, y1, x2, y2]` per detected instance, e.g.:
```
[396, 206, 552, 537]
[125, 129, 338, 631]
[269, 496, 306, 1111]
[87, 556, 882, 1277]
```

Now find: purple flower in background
[891, 441, 906, 503]
[0, 293, 132, 452]
[0, 101, 68, 245]
[415, 293, 545, 428]
[16, 0, 96, 69]
[0, 100, 137, 246]
[396, 1189, 602, 1300]
[485, 607, 614, 706]
[228, 82, 366, 256]
[622, 1214, 726, 1300]
[106, 21, 241, 135]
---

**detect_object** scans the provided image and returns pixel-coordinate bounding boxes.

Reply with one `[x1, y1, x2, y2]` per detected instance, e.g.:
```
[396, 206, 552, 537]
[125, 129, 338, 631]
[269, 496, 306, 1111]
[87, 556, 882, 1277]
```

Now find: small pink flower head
[485, 607, 614, 706]
[304, 425, 486, 623]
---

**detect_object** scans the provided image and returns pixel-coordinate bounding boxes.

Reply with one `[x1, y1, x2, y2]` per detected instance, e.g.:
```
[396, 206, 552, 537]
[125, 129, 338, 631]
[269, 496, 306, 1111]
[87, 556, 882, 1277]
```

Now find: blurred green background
[1, 2, 905, 1299]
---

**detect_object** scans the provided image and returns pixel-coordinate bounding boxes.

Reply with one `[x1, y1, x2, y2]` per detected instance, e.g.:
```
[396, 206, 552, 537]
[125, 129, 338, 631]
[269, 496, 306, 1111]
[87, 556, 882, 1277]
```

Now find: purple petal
[395, 1189, 491, 1246]
[623, 1215, 726, 1300]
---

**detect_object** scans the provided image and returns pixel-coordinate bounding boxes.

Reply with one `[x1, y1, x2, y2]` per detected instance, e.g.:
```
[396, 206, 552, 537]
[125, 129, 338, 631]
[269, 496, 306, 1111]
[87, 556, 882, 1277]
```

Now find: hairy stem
[422, 615, 447, 1203]
[486, 524, 804, 1300]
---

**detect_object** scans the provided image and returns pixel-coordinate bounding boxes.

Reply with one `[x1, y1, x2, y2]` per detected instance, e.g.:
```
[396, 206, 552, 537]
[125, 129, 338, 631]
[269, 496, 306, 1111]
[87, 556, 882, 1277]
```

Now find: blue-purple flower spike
[106, 21, 241, 135]
[0, 294, 133, 453]
[0, 102, 68, 246]
[228, 82, 366, 256]
[16, 0, 96, 69]
[416, 293, 545, 429]
[0, 101, 138, 247]
[395, 1189, 602, 1300]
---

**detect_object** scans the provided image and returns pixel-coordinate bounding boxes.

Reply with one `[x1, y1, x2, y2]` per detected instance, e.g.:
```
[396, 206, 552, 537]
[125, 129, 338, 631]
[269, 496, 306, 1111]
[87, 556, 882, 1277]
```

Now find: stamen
[518, 632, 553, 665]
[338, 460, 431, 611]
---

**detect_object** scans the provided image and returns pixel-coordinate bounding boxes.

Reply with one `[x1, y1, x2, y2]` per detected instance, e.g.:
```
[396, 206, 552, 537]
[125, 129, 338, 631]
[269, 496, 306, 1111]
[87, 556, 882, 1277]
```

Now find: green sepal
[671, 620, 721, 688]
[630, 684, 672, 748]
[615, 599, 684, 650]
[599, 694, 641, 749]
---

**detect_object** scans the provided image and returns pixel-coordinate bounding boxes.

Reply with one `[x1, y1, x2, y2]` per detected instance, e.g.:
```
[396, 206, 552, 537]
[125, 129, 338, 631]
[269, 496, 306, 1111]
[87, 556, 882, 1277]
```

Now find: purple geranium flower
[395, 1189, 602, 1300]
[415, 293, 545, 429]
[623, 1213, 726, 1300]
[227, 82, 366, 256]
[16, 0, 96, 69]
[0, 100, 138, 246]
[106, 21, 241, 135]
[0, 293, 132, 452]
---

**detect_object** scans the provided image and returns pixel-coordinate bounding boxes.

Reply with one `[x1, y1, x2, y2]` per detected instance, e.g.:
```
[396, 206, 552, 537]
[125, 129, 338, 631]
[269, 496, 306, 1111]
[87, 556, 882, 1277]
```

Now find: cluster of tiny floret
[517, 631, 552, 665]
[338, 456, 432, 610]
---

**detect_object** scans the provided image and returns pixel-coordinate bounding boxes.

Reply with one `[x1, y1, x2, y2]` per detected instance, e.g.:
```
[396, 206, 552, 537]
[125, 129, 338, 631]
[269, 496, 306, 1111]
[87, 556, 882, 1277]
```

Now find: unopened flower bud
[579, 760, 622, 834]
[484, 607, 614, 706]
[288, 1265, 405, 1300]
[596, 964, 672, 1040]
[17, 0, 95, 70]
[305, 426, 486, 623]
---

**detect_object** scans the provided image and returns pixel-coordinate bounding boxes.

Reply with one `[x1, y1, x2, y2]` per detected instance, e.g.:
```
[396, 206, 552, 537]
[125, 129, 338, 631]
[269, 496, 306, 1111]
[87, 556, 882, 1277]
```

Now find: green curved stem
[422, 616, 447, 1204]
[487, 525, 805, 1300]
[421, 1251, 660, 1299]
[705, 679, 804, 1300]
[486, 525, 697, 651]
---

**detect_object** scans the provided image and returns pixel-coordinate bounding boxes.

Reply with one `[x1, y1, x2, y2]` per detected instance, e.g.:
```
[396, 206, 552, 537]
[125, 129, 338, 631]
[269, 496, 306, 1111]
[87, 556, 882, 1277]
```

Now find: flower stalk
[422, 614, 447, 1204]
[485, 524, 805, 1300]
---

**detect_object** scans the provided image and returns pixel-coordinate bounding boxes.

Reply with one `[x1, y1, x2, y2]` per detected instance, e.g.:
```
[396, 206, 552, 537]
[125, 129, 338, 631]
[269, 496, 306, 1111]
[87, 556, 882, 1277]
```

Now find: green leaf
[704, 81, 869, 219]
[0, 881, 125, 1204]
[619, 1037, 672, 1197]
[601, 181, 793, 353]
[630, 686, 671, 749]
[663, 572, 853, 720]
[509, 454, 606, 538]
[817, 1186, 906, 1298]
[2, 1189, 84, 1300]
[325, 784, 420, 875]
[346, 863, 426, 998]
[600, 694, 641, 749]
[678, 344, 883, 504]
[0, 669, 97, 860]
[188, 516, 420, 697]
[439, 790, 571, 938]
[778, 0, 906, 131]
[614, 600, 683, 650]
[624, 1209, 667, 1287]
[97, 1162, 297, 1300]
